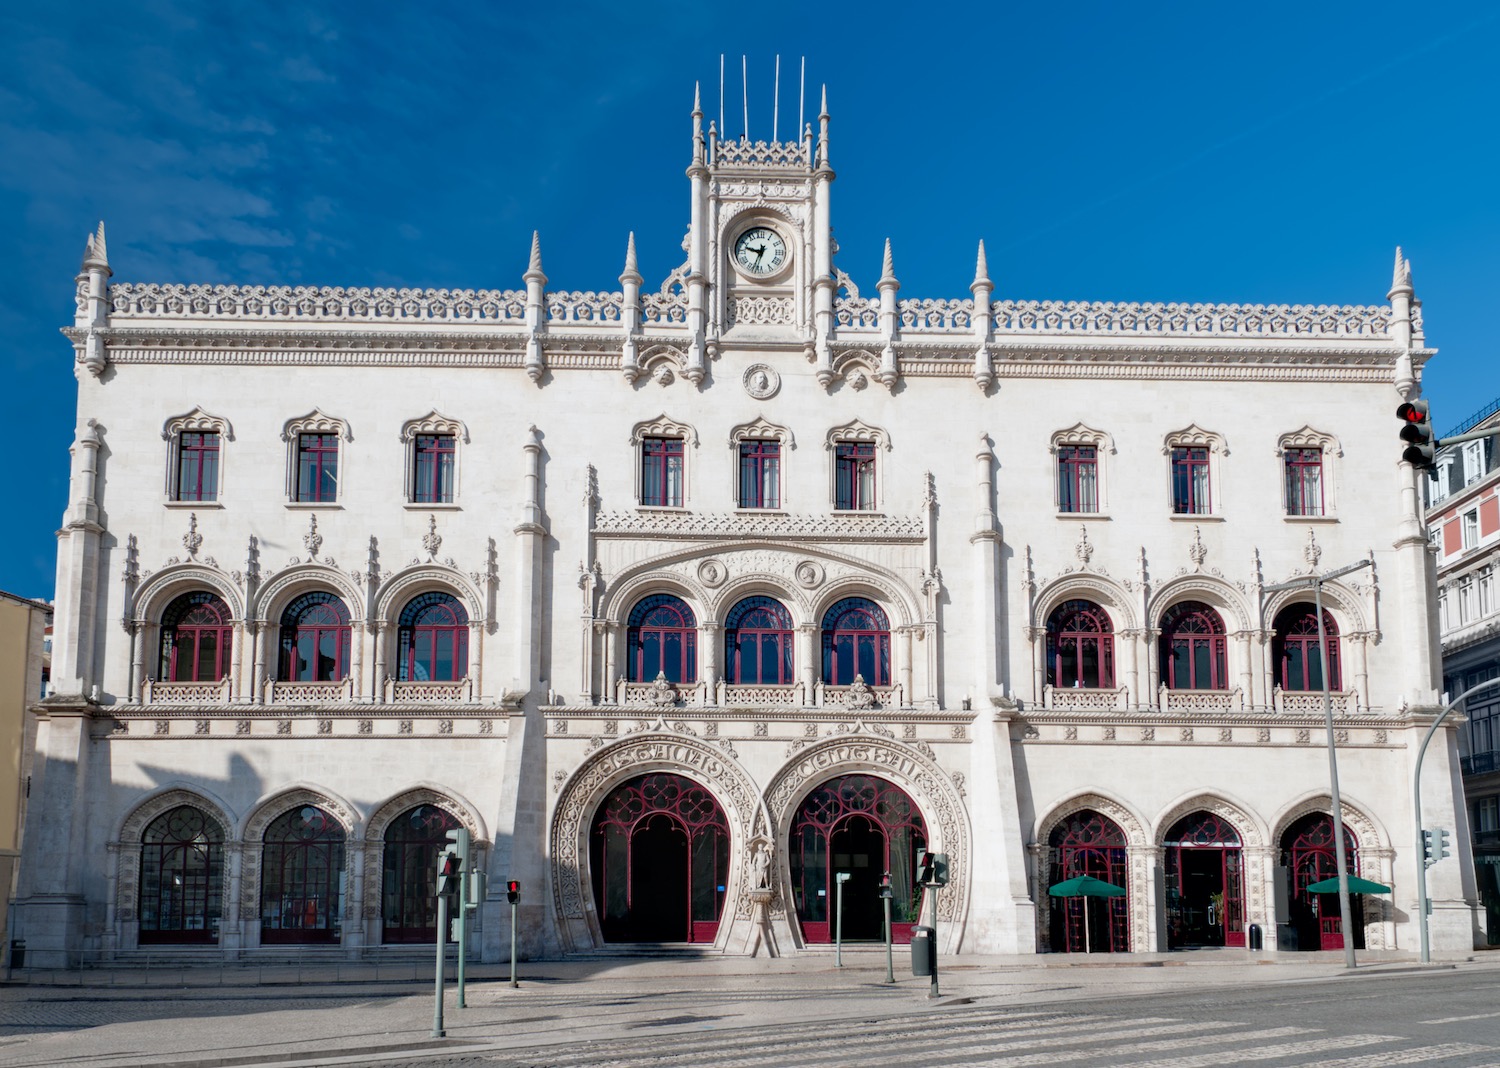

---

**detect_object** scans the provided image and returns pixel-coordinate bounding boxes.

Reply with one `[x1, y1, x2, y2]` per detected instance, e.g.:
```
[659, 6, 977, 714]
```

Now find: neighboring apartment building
[14, 86, 1479, 968]
[0, 591, 51, 960]
[1427, 399, 1500, 944]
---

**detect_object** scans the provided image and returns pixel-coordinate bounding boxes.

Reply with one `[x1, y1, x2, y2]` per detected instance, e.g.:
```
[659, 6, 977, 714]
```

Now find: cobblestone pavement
[0, 951, 1493, 1068]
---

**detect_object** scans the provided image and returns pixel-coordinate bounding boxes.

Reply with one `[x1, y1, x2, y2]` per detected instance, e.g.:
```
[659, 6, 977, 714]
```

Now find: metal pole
[834, 872, 847, 968]
[1415, 677, 1500, 962]
[928, 885, 940, 999]
[455, 863, 467, 1009]
[1316, 580, 1357, 970]
[432, 892, 447, 1038]
[509, 899, 518, 988]
[881, 872, 894, 984]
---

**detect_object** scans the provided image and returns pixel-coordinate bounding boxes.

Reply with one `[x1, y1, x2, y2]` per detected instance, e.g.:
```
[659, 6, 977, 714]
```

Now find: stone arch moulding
[728, 416, 794, 450]
[1031, 573, 1138, 633]
[720, 201, 801, 234]
[1049, 422, 1115, 455]
[763, 735, 971, 954]
[1032, 790, 1152, 954]
[1147, 575, 1253, 632]
[825, 418, 892, 453]
[131, 563, 245, 625]
[1276, 425, 1342, 458]
[162, 407, 235, 443]
[359, 785, 490, 934]
[1262, 579, 1370, 635]
[112, 785, 237, 948]
[1161, 423, 1228, 456]
[1152, 791, 1268, 848]
[375, 564, 486, 627]
[548, 733, 762, 955]
[629, 413, 698, 448]
[398, 410, 468, 445]
[252, 562, 366, 625]
[281, 409, 352, 443]
[237, 785, 362, 942]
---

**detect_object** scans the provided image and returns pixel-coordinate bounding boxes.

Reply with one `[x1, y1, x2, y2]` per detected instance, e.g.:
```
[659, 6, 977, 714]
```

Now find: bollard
[1247, 923, 1263, 951]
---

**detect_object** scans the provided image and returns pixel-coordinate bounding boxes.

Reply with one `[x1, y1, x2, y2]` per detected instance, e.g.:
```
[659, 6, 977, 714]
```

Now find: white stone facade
[16, 94, 1481, 967]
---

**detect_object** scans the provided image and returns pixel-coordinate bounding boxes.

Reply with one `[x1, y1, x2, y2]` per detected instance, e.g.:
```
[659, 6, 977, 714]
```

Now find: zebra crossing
[469, 1005, 1499, 1068]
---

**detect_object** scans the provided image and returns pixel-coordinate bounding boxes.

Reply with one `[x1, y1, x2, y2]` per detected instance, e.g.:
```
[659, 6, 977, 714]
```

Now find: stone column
[224, 842, 244, 954]
[797, 624, 818, 703]
[898, 626, 914, 708]
[701, 622, 721, 705]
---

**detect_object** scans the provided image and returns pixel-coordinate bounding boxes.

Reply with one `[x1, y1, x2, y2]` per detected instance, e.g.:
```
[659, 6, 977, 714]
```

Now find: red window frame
[397, 592, 469, 682]
[1163, 810, 1246, 948]
[627, 594, 698, 684]
[641, 436, 685, 507]
[295, 433, 339, 503]
[1046, 600, 1115, 689]
[724, 596, 794, 684]
[278, 592, 352, 682]
[1057, 445, 1097, 513]
[176, 431, 220, 502]
[1284, 448, 1324, 516]
[160, 591, 233, 683]
[835, 442, 877, 511]
[412, 434, 456, 504]
[1171, 446, 1211, 515]
[1281, 813, 1361, 951]
[820, 597, 891, 686]
[260, 805, 345, 944]
[1272, 605, 1341, 691]
[738, 440, 781, 509]
[1048, 810, 1129, 953]
[1159, 600, 1227, 689]
[139, 805, 223, 944]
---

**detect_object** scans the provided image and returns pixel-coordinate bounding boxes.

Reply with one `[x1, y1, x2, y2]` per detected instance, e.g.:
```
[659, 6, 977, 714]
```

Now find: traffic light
[1397, 399, 1436, 470]
[916, 851, 950, 887]
[436, 848, 462, 897]
[445, 827, 470, 873]
[506, 879, 520, 904]
[1422, 828, 1436, 868]
[1437, 828, 1452, 862]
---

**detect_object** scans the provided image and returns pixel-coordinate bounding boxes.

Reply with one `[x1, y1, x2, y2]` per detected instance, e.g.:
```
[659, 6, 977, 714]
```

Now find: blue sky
[2, 2, 1497, 600]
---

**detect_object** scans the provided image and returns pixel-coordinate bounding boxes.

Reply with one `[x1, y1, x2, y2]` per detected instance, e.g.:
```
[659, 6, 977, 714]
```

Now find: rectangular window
[1465, 441, 1485, 485]
[1171, 447, 1211, 515]
[1057, 446, 1098, 513]
[1464, 509, 1480, 550]
[641, 437, 684, 507]
[1476, 797, 1499, 835]
[1460, 576, 1477, 624]
[738, 440, 781, 509]
[835, 442, 877, 511]
[1284, 448, 1323, 516]
[1470, 694, 1500, 764]
[176, 431, 220, 502]
[412, 434, 456, 504]
[296, 433, 340, 503]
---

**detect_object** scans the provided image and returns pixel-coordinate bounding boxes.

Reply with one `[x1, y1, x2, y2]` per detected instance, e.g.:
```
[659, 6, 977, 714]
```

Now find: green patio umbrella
[1304, 875, 1391, 895]
[1048, 875, 1126, 953]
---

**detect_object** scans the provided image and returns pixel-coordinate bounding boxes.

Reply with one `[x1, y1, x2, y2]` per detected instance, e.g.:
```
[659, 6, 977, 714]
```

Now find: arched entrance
[1163, 811, 1245, 948]
[589, 773, 729, 943]
[138, 805, 223, 944]
[381, 804, 461, 943]
[1048, 810, 1128, 953]
[1280, 812, 1363, 951]
[789, 775, 926, 944]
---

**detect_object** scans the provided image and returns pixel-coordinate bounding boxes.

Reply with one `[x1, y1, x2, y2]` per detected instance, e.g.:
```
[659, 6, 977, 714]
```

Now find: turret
[1388, 247, 1416, 397]
[876, 239, 900, 390]
[620, 232, 643, 383]
[812, 87, 836, 386]
[78, 223, 111, 377]
[524, 232, 547, 383]
[971, 241, 994, 390]
[685, 84, 708, 383]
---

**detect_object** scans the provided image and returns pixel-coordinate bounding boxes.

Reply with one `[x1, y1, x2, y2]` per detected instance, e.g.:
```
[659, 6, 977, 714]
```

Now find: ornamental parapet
[262, 678, 354, 704]
[383, 677, 475, 703]
[1043, 684, 1128, 712]
[1158, 686, 1245, 714]
[1272, 687, 1358, 716]
[141, 677, 233, 705]
[989, 300, 1395, 339]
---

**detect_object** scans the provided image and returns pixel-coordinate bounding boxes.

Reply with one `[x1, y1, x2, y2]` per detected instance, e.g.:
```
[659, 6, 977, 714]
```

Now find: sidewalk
[0, 948, 1493, 1068]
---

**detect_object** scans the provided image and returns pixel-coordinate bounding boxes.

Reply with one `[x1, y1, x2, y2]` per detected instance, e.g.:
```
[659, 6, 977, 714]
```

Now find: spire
[816, 84, 830, 169]
[972, 240, 991, 290]
[525, 230, 546, 285]
[878, 239, 897, 289]
[81, 221, 110, 274]
[1391, 246, 1412, 291]
[693, 80, 702, 115]
[620, 231, 642, 286]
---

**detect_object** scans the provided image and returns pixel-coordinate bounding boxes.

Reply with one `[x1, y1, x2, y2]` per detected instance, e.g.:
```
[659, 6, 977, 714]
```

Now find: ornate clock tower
[684, 85, 835, 375]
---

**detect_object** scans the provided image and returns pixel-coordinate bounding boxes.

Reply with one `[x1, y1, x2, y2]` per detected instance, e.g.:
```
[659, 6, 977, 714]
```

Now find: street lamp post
[1264, 557, 1372, 970]
[1414, 677, 1499, 963]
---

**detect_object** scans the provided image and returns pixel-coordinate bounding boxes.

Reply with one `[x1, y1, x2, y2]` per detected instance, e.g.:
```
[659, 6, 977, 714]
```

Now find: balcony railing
[141, 677, 233, 705]
[261, 678, 354, 704]
[1043, 685, 1129, 712]
[1158, 685, 1245, 714]
[382, 677, 475, 703]
[1272, 687, 1358, 716]
[1462, 750, 1500, 776]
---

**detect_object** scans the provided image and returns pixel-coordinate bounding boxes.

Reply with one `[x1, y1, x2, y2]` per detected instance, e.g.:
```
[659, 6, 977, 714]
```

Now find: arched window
[1280, 812, 1362, 951]
[1046, 600, 1115, 689]
[627, 595, 698, 684]
[1163, 810, 1245, 949]
[381, 804, 462, 943]
[139, 805, 223, 944]
[1273, 604, 1341, 692]
[397, 592, 469, 682]
[159, 592, 233, 682]
[260, 805, 345, 944]
[1159, 601, 1227, 690]
[821, 598, 891, 686]
[1048, 809, 1129, 953]
[724, 596, 794, 685]
[278, 592, 351, 682]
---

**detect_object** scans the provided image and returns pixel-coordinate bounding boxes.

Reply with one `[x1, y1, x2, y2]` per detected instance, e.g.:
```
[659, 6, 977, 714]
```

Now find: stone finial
[878, 239, 898, 290]
[1388, 245, 1413, 299]
[693, 80, 702, 115]
[820, 84, 828, 119]
[620, 231, 642, 286]
[525, 230, 546, 285]
[971, 240, 991, 292]
[81, 222, 110, 274]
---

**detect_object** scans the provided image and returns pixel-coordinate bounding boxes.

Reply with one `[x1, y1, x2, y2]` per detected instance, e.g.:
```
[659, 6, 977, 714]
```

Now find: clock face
[733, 227, 788, 277]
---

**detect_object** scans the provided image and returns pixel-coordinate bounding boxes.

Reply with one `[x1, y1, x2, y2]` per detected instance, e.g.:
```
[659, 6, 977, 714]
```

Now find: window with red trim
[159, 591, 233, 682]
[397, 592, 468, 682]
[1046, 600, 1115, 689]
[627, 594, 698, 684]
[1159, 600, 1227, 689]
[1272, 604, 1341, 691]
[412, 434, 456, 504]
[738, 440, 781, 509]
[1284, 448, 1324, 516]
[724, 596, 794, 684]
[175, 431, 220, 502]
[834, 442, 877, 510]
[641, 437, 684, 507]
[295, 433, 339, 503]
[820, 597, 890, 686]
[1171, 447, 1211, 515]
[1058, 446, 1098, 513]
[278, 592, 351, 682]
